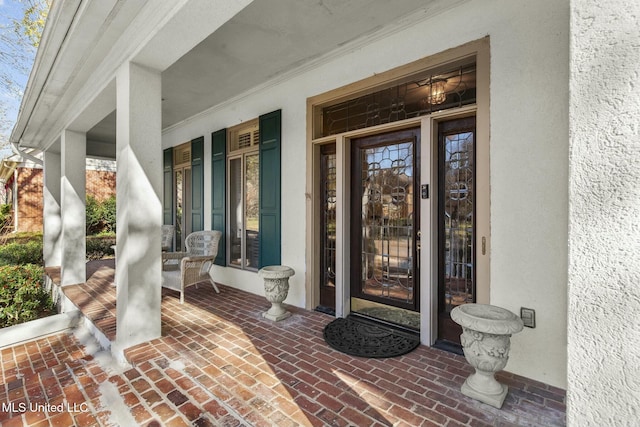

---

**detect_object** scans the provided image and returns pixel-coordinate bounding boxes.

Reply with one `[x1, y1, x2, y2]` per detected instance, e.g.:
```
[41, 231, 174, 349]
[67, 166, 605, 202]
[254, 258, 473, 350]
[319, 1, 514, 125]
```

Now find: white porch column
[43, 150, 62, 267]
[60, 130, 86, 285]
[114, 61, 162, 354]
[568, 0, 640, 424]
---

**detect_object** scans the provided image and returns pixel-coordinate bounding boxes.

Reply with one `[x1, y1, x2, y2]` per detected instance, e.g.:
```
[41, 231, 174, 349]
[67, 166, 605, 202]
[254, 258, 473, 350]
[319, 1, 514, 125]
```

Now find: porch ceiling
[87, 0, 448, 150]
[159, 0, 437, 127]
[18, 0, 458, 154]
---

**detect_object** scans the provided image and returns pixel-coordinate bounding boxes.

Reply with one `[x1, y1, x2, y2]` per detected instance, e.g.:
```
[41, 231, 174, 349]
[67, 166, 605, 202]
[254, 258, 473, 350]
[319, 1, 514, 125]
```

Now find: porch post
[43, 150, 62, 267]
[60, 130, 86, 285]
[568, 0, 640, 423]
[114, 61, 162, 355]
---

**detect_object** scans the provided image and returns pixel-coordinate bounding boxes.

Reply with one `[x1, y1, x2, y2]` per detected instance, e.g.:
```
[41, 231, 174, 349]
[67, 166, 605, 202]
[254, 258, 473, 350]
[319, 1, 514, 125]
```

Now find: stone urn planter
[259, 265, 295, 321]
[450, 304, 524, 408]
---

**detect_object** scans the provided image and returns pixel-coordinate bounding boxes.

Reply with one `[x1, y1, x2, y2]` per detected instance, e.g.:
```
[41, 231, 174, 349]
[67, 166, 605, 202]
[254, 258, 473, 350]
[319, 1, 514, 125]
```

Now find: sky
[0, 0, 36, 157]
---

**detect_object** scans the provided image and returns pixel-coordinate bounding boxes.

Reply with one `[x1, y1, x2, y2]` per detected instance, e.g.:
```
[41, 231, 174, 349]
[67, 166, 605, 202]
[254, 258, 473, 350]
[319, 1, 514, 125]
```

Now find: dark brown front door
[350, 128, 420, 329]
[437, 117, 476, 345]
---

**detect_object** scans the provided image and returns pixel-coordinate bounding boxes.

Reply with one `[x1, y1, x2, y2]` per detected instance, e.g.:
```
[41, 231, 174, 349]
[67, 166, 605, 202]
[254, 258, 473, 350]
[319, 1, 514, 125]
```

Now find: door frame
[306, 38, 490, 346]
[309, 106, 487, 345]
[427, 113, 481, 346]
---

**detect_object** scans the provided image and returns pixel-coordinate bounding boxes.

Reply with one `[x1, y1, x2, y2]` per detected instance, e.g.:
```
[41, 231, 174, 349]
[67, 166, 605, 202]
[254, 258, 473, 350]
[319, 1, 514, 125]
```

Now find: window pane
[321, 63, 476, 137]
[443, 130, 474, 310]
[229, 158, 242, 267]
[175, 170, 183, 252]
[245, 153, 259, 269]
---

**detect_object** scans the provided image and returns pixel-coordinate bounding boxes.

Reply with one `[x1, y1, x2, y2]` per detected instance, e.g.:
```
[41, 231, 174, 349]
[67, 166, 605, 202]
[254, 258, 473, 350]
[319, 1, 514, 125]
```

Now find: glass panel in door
[437, 117, 476, 346]
[318, 144, 337, 313]
[351, 128, 420, 330]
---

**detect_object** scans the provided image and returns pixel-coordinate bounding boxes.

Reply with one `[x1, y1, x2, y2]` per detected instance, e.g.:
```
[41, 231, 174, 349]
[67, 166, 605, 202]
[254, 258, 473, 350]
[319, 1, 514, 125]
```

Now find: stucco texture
[568, 0, 640, 425]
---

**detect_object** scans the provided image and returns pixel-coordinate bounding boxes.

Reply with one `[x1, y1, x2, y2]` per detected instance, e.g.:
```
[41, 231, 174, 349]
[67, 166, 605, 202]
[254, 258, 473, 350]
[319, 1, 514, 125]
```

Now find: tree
[0, 104, 11, 145]
[0, 0, 50, 147]
[16, 0, 49, 48]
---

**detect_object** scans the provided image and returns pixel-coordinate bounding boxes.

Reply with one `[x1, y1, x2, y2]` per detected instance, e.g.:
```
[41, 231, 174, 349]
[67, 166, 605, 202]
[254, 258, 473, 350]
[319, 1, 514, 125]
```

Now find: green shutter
[259, 109, 281, 267]
[191, 136, 204, 231]
[211, 129, 227, 266]
[163, 148, 173, 225]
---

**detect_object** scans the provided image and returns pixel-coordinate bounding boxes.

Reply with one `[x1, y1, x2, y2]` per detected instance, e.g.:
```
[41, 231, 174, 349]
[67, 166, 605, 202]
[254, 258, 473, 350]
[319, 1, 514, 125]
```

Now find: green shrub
[86, 195, 102, 235]
[86, 195, 116, 235]
[0, 204, 12, 231]
[0, 264, 54, 327]
[101, 196, 116, 233]
[0, 233, 115, 264]
[3, 231, 42, 243]
[0, 239, 43, 266]
[86, 234, 116, 260]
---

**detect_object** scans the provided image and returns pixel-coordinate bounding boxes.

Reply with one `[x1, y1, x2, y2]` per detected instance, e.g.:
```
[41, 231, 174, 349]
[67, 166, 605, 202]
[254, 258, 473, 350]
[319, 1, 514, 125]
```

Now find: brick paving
[1, 260, 566, 426]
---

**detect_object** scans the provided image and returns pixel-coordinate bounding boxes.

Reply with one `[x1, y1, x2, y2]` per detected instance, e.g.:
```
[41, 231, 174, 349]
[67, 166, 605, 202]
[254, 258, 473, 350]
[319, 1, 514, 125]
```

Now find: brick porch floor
[1, 260, 566, 426]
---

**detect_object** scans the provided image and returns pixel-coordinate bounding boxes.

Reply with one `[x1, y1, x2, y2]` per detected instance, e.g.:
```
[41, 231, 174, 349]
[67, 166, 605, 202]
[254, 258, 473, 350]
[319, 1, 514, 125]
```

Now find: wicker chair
[161, 230, 222, 303]
[161, 225, 175, 252]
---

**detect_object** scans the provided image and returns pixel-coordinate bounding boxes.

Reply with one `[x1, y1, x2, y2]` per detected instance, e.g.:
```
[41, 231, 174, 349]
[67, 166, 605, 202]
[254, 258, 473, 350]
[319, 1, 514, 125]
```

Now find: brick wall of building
[15, 167, 116, 232]
[16, 167, 43, 233]
[86, 169, 117, 202]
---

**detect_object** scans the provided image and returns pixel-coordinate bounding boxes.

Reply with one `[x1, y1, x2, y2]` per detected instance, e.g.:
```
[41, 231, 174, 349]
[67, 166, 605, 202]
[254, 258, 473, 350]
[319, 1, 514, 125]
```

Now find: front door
[350, 128, 420, 330]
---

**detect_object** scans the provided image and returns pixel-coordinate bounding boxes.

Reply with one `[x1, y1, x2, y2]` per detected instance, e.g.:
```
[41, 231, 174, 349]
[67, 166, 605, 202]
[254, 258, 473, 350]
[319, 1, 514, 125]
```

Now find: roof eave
[9, 0, 82, 148]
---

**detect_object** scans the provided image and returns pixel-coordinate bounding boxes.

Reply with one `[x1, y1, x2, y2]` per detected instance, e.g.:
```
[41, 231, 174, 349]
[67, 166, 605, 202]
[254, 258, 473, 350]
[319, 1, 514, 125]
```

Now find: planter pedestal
[450, 304, 524, 408]
[259, 265, 295, 321]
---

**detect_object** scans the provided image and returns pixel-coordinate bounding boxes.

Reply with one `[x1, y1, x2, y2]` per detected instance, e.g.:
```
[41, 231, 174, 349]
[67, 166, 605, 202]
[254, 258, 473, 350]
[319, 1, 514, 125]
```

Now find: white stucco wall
[162, 0, 569, 388]
[568, 0, 640, 425]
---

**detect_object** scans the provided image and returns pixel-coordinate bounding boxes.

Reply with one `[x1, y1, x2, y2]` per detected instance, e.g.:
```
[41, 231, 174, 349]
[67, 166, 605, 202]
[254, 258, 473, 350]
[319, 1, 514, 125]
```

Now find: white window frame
[226, 120, 260, 270]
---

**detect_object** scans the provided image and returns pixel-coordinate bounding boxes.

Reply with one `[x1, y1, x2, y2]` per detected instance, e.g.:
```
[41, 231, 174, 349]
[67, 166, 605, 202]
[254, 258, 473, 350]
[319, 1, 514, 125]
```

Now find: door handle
[415, 230, 421, 270]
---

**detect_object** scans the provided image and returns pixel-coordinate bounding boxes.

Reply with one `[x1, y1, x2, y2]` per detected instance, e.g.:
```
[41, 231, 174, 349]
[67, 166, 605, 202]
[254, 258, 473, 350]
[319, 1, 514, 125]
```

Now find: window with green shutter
[258, 110, 281, 267]
[215, 109, 281, 270]
[211, 129, 227, 266]
[163, 138, 204, 251]
[226, 119, 260, 270]
[191, 136, 204, 231]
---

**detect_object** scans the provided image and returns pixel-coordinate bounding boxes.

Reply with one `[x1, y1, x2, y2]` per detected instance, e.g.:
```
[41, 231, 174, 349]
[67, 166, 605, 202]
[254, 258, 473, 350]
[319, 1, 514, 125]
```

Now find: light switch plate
[520, 307, 536, 328]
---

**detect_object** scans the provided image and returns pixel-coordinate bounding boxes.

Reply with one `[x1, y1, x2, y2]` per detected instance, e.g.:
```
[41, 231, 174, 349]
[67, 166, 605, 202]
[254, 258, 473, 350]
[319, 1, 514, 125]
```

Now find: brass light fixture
[417, 76, 448, 105]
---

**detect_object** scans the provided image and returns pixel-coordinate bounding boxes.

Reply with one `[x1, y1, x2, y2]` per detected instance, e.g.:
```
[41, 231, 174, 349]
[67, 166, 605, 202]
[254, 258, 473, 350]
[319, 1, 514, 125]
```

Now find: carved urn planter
[259, 265, 295, 321]
[450, 304, 524, 408]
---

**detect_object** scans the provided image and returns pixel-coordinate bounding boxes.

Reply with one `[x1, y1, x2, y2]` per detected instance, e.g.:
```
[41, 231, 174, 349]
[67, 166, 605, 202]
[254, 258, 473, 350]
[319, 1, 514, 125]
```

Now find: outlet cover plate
[520, 307, 536, 328]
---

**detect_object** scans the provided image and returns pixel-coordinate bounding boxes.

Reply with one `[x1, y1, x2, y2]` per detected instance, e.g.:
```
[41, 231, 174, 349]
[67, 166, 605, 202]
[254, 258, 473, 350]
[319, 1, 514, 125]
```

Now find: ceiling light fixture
[417, 77, 448, 105]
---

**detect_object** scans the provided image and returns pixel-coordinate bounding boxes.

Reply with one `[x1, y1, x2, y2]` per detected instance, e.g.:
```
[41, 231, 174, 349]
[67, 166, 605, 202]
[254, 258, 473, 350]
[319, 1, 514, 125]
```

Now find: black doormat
[323, 315, 420, 358]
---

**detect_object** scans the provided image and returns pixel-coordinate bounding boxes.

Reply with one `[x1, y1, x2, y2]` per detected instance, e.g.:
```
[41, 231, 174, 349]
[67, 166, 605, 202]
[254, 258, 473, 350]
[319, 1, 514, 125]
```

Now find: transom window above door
[315, 60, 476, 138]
